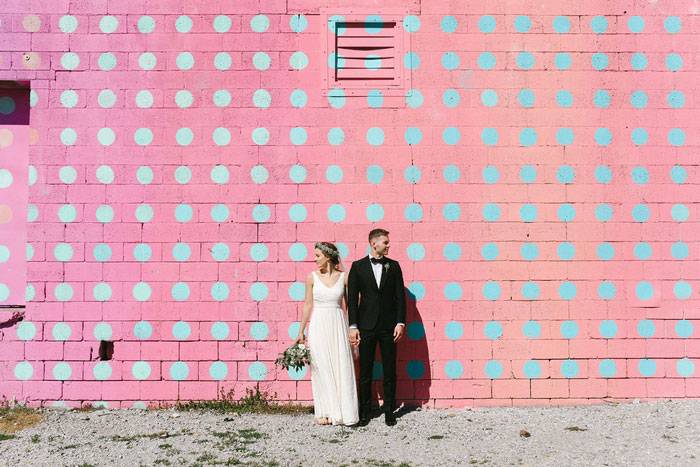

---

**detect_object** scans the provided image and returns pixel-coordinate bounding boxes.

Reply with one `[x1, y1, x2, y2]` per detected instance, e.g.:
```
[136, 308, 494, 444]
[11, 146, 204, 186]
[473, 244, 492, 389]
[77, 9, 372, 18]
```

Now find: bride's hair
[315, 242, 341, 268]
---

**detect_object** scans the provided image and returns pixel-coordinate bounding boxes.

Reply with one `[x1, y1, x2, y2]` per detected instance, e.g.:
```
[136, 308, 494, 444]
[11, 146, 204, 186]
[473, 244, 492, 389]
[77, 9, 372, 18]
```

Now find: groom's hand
[393, 325, 404, 342]
[349, 328, 360, 345]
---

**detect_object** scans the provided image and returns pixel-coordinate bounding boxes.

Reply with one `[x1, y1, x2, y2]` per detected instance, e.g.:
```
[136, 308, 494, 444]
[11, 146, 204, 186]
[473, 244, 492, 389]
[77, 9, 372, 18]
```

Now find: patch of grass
[175, 387, 313, 415]
[30, 434, 40, 443]
[62, 444, 79, 449]
[0, 397, 44, 434]
[154, 460, 171, 466]
[0, 433, 18, 441]
[111, 431, 173, 442]
[428, 435, 444, 440]
[565, 426, 587, 432]
[77, 464, 95, 467]
[197, 452, 218, 463]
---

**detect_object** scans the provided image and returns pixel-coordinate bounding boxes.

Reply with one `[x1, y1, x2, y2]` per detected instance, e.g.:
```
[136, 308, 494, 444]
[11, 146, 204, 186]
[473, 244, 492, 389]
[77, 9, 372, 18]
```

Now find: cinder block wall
[0, 0, 698, 408]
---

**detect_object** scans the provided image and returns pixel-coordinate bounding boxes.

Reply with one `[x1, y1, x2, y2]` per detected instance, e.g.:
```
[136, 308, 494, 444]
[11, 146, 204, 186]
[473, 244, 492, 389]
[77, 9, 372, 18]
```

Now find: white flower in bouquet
[274, 343, 311, 371]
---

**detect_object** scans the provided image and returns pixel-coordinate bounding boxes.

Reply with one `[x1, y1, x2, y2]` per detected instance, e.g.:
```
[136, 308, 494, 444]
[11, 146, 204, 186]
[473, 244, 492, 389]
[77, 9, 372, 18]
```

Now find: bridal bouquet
[274, 343, 311, 371]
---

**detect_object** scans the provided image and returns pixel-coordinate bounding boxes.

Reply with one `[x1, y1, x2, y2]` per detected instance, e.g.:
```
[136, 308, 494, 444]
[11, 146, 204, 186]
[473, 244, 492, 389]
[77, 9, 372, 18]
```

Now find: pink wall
[0, 0, 698, 408]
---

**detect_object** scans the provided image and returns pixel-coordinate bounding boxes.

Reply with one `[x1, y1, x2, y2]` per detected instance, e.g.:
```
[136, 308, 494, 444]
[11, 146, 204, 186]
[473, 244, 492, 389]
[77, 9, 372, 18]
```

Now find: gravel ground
[1, 400, 699, 466]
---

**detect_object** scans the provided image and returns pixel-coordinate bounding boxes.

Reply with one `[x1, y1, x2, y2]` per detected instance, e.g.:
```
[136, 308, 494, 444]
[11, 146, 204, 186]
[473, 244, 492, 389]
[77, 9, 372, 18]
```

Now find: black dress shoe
[384, 412, 396, 426]
[357, 417, 370, 427]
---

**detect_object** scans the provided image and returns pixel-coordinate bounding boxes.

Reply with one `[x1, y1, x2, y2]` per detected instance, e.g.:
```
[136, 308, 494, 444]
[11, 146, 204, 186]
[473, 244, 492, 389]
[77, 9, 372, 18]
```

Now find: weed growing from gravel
[30, 434, 39, 443]
[0, 433, 17, 441]
[0, 397, 44, 433]
[428, 435, 444, 440]
[175, 387, 313, 415]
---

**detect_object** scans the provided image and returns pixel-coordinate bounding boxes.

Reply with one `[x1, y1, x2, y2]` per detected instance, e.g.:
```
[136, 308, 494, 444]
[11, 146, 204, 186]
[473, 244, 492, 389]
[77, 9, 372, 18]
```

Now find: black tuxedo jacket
[347, 256, 406, 331]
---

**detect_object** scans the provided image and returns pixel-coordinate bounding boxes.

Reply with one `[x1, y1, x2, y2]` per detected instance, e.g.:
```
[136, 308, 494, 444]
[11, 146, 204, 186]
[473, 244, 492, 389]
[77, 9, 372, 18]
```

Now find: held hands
[393, 324, 404, 343]
[349, 328, 361, 345]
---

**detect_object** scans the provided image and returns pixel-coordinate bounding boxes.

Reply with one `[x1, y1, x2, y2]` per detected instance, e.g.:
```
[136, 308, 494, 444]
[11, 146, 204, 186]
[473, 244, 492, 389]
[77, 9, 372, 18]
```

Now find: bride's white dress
[308, 271, 359, 425]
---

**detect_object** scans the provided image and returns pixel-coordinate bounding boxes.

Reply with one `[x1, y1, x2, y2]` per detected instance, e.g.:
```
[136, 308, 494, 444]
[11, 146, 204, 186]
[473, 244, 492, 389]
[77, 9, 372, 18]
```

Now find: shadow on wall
[365, 287, 431, 409]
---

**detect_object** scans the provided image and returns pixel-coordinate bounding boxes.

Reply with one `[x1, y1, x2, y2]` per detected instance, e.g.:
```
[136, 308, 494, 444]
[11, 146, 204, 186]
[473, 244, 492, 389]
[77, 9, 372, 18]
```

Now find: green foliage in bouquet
[274, 343, 311, 371]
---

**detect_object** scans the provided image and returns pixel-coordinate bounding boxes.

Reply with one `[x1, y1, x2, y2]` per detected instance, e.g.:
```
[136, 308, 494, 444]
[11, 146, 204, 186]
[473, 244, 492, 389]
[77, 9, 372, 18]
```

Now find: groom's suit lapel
[378, 259, 389, 291]
[363, 256, 380, 292]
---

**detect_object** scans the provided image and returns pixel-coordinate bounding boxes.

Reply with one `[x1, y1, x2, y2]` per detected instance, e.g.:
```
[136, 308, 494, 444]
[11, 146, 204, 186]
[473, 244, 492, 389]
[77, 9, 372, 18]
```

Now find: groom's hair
[368, 228, 389, 243]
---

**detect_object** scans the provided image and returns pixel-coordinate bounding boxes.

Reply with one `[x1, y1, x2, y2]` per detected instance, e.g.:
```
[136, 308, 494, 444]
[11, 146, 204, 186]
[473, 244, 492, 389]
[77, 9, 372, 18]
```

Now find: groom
[348, 228, 406, 426]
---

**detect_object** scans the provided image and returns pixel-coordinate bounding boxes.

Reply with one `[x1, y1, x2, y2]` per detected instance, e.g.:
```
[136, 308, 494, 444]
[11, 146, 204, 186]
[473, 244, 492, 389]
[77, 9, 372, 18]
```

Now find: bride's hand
[294, 334, 305, 345]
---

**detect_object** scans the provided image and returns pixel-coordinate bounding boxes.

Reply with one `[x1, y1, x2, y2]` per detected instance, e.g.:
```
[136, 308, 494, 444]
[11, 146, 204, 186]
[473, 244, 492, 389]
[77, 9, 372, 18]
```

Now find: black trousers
[358, 327, 396, 417]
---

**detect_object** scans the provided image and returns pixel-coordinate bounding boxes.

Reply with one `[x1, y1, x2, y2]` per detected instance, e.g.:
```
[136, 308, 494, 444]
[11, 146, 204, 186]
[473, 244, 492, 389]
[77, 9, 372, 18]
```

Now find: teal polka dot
[366, 204, 384, 222]
[175, 52, 194, 70]
[558, 281, 577, 300]
[289, 243, 308, 262]
[405, 89, 423, 108]
[561, 360, 579, 378]
[16, 321, 36, 341]
[211, 282, 229, 301]
[28, 205, 38, 222]
[558, 204, 576, 222]
[675, 320, 693, 338]
[250, 244, 268, 262]
[134, 128, 153, 146]
[54, 283, 73, 301]
[558, 242, 576, 260]
[61, 52, 80, 70]
[631, 128, 648, 146]
[364, 15, 383, 34]
[213, 52, 232, 70]
[170, 362, 189, 380]
[212, 127, 231, 146]
[289, 164, 307, 183]
[60, 90, 78, 108]
[52, 322, 71, 341]
[407, 282, 425, 301]
[630, 53, 647, 70]
[590, 16, 608, 33]
[174, 90, 193, 108]
[53, 362, 72, 381]
[443, 127, 461, 145]
[406, 322, 425, 340]
[252, 52, 271, 71]
[520, 165, 536, 183]
[366, 127, 385, 146]
[561, 321, 579, 339]
[137, 15, 155, 33]
[289, 204, 307, 222]
[174, 204, 193, 222]
[59, 166, 76, 185]
[594, 166, 612, 184]
[403, 52, 420, 70]
[591, 53, 609, 70]
[438, 321, 462, 341]
[599, 360, 616, 378]
[442, 52, 460, 70]
[514, 15, 531, 33]
[556, 165, 575, 184]
[251, 165, 269, 184]
[632, 204, 650, 222]
[664, 16, 681, 34]
[92, 322, 112, 340]
[98, 89, 117, 108]
[135, 204, 153, 223]
[556, 128, 574, 146]
[60, 128, 77, 146]
[441, 16, 458, 33]
[483, 282, 501, 300]
[556, 90, 573, 108]
[594, 90, 611, 108]
[521, 243, 539, 260]
[132, 361, 151, 380]
[405, 127, 423, 145]
[290, 89, 307, 108]
[632, 167, 649, 184]
[133, 243, 151, 262]
[668, 128, 685, 146]
[669, 165, 686, 184]
[516, 52, 535, 70]
[595, 204, 613, 222]
[213, 15, 231, 33]
[485, 360, 503, 379]
[595, 127, 612, 146]
[211, 243, 229, 261]
[365, 165, 384, 184]
[290, 52, 308, 70]
[250, 282, 268, 301]
[172, 243, 191, 261]
[133, 282, 151, 301]
[481, 128, 498, 146]
[407, 243, 425, 261]
[328, 53, 345, 70]
[290, 14, 308, 33]
[93, 283, 112, 302]
[248, 362, 267, 381]
[211, 322, 229, 340]
[171, 282, 190, 301]
[406, 360, 425, 379]
[630, 90, 647, 108]
[674, 281, 692, 300]
[440, 203, 459, 221]
[96, 165, 114, 184]
[252, 204, 271, 222]
[482, 166, 499, 183]
[555, 53, 572, 70]
[369, 54, 384, 70]
[444, 283, 462, 301]
[481, 89, 498, 107]
[54, 243, 73, 262]
[520, 204, 538, 222]
[481, 243, 499, 261]
[523, 321, 541, 338]
[210, 165, 229, 184]
[326, 127, 345, 146]
[98, 53, 117, 71]
[288, 283, 305, 301]
[553, 16, 570, 33]
[478, 15, 496, 33]
[405, 166, 422, 183]
[444, 165, 460, 183]
[483, 204, 501, 222]
[677, 359, 695, 377]
[0, 97, 15, 115]
[30, 90, 38, 107]
[93, 244, 112, 262]
[636, 281, 654, 300]
[478, 52, 496, 70]
[97, 127, 115, 146]
[518, 89, 535, 107]
[483, 321, 502, 340]
[14, 362, 33, 380]
[667, 91, 685, 108]
[59, 14, 78, 33]
[172, 321, 191, 340]
[136, 167, 153, 185]
[250, 322, 269, 340]
[628, 16, 644, 33]
[598, 281, 616, 300]
[250, 14, 269, 32]
[290, 127, 307, 145]
[638, 359, 656, 377]
[134, 321, 152, 339]
[523, 360, 541, 378]
[94, 204, 114, 222]
[174, 165, 191, 184]
[445, 361, 463, 379]
[24, 285, 33, 302]
[213, 90, 231, 107]
[671, 242, 689, 260]
[443, 243, 462, 261]
[637, 320, 655, 338]
[327, 204, 346, 222]
[404, 203, 423, 222]
[209, 362, 228, 380]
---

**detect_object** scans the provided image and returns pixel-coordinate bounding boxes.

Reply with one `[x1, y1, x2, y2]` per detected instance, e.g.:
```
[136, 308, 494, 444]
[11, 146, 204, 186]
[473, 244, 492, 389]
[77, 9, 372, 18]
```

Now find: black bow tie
[370, 257, 386, 265]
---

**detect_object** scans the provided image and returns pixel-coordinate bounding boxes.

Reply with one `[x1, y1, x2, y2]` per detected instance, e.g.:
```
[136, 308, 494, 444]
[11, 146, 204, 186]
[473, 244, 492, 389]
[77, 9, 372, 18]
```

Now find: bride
[295, 242, 359, 426]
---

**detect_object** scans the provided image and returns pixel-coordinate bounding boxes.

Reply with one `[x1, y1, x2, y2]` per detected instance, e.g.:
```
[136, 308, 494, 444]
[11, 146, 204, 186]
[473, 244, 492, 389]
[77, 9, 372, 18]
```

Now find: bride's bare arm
[295, 273, 314, 344]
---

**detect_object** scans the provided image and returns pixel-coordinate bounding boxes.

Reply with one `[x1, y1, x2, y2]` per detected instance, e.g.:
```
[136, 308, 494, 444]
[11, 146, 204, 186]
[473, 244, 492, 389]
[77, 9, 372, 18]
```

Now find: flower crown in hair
[314, 242, 339, 258]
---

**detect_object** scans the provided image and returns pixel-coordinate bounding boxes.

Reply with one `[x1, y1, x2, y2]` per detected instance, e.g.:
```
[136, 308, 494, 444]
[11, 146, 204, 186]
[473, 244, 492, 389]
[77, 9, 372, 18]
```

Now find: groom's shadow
[363, 287, 431, 420]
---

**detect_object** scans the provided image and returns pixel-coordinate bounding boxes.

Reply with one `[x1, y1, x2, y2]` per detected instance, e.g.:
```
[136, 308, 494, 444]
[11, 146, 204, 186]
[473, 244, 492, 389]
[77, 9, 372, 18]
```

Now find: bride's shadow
[362, 287, 431, 420]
